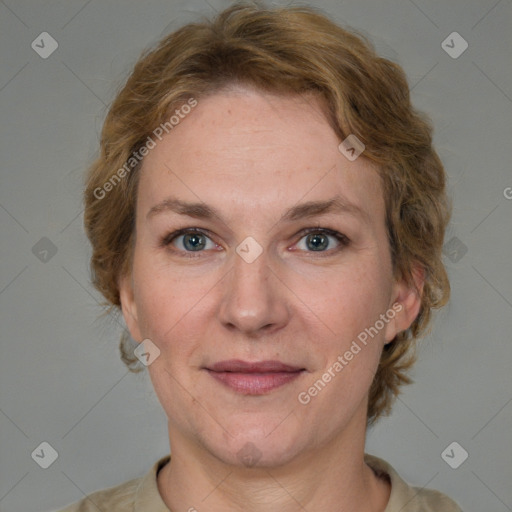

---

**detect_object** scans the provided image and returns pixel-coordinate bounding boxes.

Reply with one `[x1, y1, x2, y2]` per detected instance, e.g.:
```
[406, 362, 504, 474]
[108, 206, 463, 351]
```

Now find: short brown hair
[84, 2, 450, 425]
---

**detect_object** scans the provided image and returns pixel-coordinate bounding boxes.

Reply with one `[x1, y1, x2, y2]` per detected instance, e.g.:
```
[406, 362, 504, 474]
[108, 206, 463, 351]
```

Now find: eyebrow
[146, 195, 370, 224]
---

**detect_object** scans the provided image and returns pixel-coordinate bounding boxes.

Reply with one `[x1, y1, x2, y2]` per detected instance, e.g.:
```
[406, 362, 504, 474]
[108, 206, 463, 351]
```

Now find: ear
[383, 263, 425, 344]
[118, 272, 143, 342]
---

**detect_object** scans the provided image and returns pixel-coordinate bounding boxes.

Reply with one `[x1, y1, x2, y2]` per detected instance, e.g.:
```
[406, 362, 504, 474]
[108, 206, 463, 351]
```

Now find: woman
[58, 3, 461, 511]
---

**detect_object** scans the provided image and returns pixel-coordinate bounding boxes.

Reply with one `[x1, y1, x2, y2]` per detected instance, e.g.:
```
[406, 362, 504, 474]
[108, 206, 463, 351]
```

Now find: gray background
[0, 0, 511, 511]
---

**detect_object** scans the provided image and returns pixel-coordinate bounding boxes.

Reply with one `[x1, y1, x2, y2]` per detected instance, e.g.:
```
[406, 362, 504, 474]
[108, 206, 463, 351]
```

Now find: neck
[157, 412, 390, 512]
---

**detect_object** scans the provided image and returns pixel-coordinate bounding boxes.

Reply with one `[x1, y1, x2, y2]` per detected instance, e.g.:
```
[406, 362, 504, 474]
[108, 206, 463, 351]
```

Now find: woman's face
[120, 87, 420, 467]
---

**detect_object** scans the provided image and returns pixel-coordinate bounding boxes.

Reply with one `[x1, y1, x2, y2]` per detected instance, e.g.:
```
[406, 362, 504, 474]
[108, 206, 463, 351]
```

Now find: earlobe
[118, 273, 142, 342]
[384, 264, 425, 343]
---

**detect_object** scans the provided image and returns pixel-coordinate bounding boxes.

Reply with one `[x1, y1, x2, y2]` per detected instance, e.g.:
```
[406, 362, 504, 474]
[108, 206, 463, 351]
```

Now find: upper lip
[207, 359, 304, 373]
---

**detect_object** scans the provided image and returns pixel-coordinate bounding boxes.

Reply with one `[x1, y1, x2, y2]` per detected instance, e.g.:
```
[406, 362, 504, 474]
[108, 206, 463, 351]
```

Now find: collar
[132, 453, 455, 511]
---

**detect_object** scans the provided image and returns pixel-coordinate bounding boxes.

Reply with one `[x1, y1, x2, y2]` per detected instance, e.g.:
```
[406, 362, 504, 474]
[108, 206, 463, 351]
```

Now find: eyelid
[297, 226, 349, 243]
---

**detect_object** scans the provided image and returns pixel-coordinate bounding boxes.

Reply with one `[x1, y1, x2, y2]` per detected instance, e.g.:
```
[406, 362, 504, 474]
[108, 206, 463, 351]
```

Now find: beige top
[56, 453, 462, 511]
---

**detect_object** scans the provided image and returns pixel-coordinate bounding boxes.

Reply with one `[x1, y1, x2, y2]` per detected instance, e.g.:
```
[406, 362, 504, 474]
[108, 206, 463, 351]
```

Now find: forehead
[137, 88, 385, 225]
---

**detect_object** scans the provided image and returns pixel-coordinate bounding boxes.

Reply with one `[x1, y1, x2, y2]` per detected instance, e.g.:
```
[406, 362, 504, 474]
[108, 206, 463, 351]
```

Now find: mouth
[204, 359, 306, 395]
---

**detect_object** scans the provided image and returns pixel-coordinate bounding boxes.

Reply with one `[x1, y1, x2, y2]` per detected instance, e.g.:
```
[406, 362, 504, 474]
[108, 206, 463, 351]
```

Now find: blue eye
[295, 228, 349, 253]
[163, 229, 216, 254]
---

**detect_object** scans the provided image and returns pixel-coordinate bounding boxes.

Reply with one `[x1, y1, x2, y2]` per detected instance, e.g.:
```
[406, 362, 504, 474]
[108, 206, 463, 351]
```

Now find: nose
[217, 243, 290, 336]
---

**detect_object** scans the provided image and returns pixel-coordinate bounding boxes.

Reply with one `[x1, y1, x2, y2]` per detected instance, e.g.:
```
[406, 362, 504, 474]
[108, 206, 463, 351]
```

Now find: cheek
[308, 262, 392, 344]
[132, 254, 210, 340]
[296, 267, 389, 422]
[130, 255, 224, 396]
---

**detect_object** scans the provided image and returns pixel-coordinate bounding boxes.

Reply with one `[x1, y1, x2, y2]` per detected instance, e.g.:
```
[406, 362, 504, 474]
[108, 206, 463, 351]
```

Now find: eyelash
[160, 227, 350, 259]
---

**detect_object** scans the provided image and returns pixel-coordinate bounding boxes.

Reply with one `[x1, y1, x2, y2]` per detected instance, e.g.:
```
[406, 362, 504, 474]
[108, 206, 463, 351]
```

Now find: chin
[202, 420, 306, 469]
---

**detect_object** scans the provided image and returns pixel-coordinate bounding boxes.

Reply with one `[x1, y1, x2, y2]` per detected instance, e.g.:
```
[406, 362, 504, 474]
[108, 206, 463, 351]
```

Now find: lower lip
[206, 370, 304, 395]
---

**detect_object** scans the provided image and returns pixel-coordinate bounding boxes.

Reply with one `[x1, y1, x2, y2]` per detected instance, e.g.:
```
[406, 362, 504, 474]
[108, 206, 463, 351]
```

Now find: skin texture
[119, 86, 422, 512]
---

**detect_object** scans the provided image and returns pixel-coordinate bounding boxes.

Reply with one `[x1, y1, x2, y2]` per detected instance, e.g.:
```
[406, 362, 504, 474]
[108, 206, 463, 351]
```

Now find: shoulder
[408, 486, 463, 512]
[54, 455, 171, 512]
[55, 476, 141, 511]
[364, 453, 463, 512]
